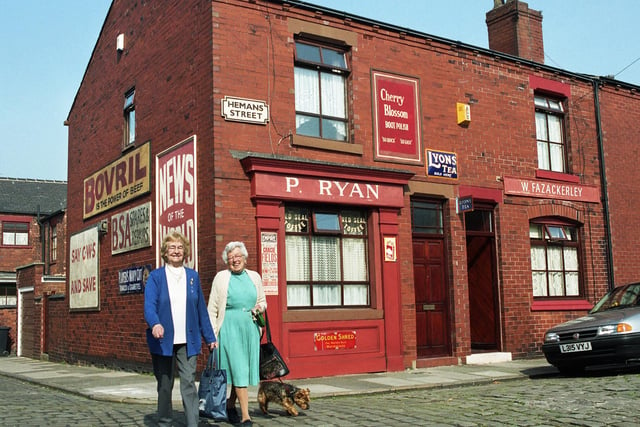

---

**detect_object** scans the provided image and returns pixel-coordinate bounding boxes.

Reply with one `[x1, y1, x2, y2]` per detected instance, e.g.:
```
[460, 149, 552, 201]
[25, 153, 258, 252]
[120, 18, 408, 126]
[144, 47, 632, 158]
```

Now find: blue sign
[427, 149, 458, 179]
[118, 265, 152, 295]
[457, 196, 474, 214]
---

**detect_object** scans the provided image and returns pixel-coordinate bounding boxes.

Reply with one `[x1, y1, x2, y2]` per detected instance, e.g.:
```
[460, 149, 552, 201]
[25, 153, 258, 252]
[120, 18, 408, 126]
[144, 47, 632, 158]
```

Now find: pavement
[0, 353, 558, 406]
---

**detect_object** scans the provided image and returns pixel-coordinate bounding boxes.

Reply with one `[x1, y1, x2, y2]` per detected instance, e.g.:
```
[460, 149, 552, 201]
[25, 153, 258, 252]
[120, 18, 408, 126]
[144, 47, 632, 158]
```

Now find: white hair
[222, 241, 248, 264]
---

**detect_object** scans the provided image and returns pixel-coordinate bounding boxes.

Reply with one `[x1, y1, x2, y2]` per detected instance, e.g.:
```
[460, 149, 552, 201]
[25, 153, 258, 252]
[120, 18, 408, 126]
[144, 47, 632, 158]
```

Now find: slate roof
[0, 177, 67, 216]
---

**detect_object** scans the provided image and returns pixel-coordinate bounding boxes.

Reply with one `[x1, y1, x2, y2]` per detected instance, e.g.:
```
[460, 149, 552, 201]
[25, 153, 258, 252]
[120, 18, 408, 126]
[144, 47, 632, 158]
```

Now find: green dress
[218, 270, 261, 387]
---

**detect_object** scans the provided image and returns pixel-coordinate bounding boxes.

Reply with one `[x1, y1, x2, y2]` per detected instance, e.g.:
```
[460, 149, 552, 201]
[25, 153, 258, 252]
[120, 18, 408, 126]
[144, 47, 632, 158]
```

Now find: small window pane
[287, 284, 311, 307]
[296, 42, 321, 62]
[529, 224, 543, 239]
[312, 236, 340, 281]
[550, 144, 565, 172]
[296, 115, 320, 138]
[344, 284, 368, 305]
[322, 119, 347, 141]
[313, 284, 341, 306]
[286, 235, 310, 281]
[321, 47, 346, 68]
[532, 272, 548, 296]
[314, 213, 340, 232]
[546, 226, 566, 240]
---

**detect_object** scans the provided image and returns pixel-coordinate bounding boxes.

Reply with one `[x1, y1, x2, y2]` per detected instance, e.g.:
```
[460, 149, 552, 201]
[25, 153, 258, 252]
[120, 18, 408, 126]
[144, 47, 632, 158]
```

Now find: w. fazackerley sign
[503, 176, 599, 203]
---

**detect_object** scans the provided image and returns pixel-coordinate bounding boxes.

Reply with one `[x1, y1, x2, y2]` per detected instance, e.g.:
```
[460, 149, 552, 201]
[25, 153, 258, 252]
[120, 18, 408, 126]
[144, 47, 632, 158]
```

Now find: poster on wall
[118, 264, 153, 294]
[372, 70, 422, 164]
[83, 141, 151, 219]
[156, 135, 198, 269]
[69, 226, 100, 311]
[261, 231, 278, 295]
[111, 202, 152, 255]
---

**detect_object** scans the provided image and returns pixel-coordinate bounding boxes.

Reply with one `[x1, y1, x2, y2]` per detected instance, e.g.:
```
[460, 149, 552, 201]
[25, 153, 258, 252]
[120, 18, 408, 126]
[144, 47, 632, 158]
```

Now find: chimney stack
[486, 0, 544, 63]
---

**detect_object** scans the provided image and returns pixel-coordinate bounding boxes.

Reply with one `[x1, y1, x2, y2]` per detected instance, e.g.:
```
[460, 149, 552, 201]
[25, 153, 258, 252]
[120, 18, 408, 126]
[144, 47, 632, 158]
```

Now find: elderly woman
[144, 231, 217, 427]
[208, 241, 266, 427]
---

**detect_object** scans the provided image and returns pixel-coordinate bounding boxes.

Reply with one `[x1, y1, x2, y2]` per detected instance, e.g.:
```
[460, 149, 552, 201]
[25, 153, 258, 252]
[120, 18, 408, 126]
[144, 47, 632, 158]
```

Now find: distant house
[0, 177, 67, 355]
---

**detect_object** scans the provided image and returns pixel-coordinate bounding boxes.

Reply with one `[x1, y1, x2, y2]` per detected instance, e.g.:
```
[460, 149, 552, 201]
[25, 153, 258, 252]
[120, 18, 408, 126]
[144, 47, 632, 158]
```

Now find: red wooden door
[413, 238, 450, 357]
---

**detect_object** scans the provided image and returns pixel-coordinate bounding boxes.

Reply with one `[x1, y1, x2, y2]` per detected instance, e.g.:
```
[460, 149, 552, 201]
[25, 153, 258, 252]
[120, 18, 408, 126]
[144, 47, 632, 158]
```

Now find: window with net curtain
[294, 40, 349, 142]
[535, 95, 566, 173]
[285, 206, 369, 308]
[2, 221, 29, 246]
[530, 222, 580, 297]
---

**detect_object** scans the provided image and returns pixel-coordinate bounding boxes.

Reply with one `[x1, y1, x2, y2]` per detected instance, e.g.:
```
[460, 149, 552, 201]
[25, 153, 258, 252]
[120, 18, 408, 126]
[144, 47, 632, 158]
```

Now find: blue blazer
[144, 266, 216, 357]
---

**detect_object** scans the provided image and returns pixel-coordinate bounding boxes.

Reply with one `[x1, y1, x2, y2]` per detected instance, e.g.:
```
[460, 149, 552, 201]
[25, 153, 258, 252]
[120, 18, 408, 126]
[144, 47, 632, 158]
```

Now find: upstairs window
[2, 221, 29, 246]
[50, 225, 58, 262]
[535, 95, 566, 172]
[530, 221, 580, 297]
[285, 206, 369, 308]
[124, 88, 135, 147]
[294, 40, 349, 142]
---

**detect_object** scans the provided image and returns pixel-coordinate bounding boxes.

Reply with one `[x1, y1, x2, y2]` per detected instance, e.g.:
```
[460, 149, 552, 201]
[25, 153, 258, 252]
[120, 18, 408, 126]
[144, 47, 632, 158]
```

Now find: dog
[257, 380, 311, 416]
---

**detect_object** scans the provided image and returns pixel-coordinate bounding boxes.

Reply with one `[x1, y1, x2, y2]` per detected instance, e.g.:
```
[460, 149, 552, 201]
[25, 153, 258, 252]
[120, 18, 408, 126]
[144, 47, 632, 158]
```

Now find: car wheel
[557, 364, 585, 376]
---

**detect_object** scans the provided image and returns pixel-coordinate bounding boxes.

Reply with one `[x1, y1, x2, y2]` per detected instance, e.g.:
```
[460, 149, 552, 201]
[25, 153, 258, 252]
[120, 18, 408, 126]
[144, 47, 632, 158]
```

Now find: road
[3, 368, 640, 426]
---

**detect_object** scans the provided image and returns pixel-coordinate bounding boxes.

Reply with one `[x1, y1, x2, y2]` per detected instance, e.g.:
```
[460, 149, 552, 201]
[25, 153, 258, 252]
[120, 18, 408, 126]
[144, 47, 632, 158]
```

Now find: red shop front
[240, 154, 413, 378]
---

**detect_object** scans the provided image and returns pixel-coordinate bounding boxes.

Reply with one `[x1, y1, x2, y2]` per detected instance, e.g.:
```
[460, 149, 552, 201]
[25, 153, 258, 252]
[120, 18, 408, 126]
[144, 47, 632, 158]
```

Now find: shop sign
[111, 202, 152, 255]
[372, 71, 422, 164]
[314, 331, 357, 351]
[253, 173, 405, 208]
[221, 96, 269, 125]
[118, 264, 152, 295]
[156, 136, 198, 269]
[427, 149, 458, 179]
[503, 176, 600, 203]
[83, 141, 151, 219]
[456, 196, 473, 214]
[69, 226, 100, 311]
[261, 232, 278, 295]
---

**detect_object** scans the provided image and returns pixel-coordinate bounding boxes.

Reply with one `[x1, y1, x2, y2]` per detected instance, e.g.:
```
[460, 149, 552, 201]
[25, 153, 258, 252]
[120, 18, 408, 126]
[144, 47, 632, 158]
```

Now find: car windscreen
[590, 284, 640, 313]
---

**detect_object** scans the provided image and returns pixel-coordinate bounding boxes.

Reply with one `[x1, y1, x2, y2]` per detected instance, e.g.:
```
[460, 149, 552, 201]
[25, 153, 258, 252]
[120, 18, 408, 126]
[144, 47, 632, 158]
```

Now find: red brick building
[54, 0, 639, 377]
[0, 177, 67, 355]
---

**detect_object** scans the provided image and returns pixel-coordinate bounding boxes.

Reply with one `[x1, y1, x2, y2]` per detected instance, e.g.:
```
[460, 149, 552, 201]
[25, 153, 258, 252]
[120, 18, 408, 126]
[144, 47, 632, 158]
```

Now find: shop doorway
[465, 206, 500, 350]
[411, 199, 451, 357]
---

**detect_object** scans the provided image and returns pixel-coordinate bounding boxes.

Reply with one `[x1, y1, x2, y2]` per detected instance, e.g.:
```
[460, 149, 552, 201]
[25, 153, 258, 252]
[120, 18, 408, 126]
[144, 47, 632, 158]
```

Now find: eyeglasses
[168, 245, 184, 251]
[228, 255, 244, 261]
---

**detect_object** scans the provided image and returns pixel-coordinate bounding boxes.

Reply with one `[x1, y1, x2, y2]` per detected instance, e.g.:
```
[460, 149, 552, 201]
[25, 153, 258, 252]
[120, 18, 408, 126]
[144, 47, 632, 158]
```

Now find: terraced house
[22, 0, 640, 378]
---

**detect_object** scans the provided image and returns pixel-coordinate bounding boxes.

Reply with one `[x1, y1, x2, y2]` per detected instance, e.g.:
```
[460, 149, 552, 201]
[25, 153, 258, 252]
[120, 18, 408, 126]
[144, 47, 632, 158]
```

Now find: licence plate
[560, 342, 592, 353]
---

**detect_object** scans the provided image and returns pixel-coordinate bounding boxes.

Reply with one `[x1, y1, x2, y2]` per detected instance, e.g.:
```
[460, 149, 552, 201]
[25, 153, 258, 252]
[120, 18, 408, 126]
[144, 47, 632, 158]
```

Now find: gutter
[592, 80, 615, 290]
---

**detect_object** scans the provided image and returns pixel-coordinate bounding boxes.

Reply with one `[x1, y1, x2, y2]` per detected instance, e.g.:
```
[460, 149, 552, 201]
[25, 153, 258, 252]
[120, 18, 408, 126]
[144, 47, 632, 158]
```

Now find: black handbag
[198, 348, 228, 421]
[259, 311, 290, 380]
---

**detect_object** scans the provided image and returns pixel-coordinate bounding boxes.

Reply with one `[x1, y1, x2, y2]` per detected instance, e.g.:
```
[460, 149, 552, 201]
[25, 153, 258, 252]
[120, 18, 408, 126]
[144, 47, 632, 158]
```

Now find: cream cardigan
[208, 268, 267, 337]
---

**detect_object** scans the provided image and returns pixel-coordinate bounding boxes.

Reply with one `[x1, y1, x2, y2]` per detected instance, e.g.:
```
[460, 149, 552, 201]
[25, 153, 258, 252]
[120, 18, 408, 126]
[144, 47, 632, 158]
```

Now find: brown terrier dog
[257, 381, 311, 416]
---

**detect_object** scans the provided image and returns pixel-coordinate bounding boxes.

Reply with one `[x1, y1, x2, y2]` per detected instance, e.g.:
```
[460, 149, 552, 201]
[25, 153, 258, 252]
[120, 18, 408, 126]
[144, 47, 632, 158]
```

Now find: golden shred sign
[83, 142, 151, 219]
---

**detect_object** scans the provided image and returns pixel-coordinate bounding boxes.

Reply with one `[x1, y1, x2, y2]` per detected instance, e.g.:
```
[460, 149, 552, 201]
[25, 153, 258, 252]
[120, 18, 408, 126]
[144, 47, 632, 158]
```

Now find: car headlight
[597, 323, 633, 336]
[544, 332, 559, 343]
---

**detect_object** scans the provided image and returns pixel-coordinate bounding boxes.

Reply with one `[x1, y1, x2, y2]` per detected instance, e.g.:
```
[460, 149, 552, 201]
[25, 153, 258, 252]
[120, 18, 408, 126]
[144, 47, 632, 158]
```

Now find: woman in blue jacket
[144, 231, 217, 427]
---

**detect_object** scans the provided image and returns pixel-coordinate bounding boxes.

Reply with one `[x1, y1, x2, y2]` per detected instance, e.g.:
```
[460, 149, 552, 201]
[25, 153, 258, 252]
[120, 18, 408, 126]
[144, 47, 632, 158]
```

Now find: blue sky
[2, 0, 638, 181]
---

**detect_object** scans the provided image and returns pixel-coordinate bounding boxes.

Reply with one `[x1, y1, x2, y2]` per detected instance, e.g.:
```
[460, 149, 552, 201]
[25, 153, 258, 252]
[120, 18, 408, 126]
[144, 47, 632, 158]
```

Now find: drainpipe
[592, 80, 615, 290]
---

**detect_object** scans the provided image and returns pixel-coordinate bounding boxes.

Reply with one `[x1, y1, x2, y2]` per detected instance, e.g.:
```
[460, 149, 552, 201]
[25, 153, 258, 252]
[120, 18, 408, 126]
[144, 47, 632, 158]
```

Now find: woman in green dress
[209, 241, 266, 426]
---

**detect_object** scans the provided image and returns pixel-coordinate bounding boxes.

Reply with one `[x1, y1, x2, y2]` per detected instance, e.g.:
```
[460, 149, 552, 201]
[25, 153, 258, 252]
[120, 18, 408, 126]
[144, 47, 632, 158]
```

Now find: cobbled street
[3, 368, 640, 426]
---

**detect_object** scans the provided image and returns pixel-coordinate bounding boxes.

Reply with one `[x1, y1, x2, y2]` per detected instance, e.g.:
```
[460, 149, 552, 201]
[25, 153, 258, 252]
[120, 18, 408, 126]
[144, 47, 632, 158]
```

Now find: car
[542, 282, 640, 375]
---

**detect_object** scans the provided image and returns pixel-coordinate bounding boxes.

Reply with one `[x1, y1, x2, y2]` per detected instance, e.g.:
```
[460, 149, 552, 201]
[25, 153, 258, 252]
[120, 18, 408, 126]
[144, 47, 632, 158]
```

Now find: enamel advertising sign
[372, 71, 422, 164]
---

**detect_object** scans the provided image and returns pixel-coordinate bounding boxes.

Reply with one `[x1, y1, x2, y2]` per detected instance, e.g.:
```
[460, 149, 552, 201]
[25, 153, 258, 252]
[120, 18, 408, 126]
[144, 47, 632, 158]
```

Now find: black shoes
[240, 420, 253, 427]
[226, 406, 240, 424]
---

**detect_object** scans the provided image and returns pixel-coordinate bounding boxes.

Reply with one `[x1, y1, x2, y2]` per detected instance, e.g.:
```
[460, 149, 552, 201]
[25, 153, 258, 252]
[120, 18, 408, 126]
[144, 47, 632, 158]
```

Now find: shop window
[50, 225, 58, 262]
[2, 221, 29, 246]
[530, 221, 581, 297]
[123, 88, 135, 148]
[285, 206, 369, 308]
[535, 94, 566, 173]
[294, 40, 349, 142]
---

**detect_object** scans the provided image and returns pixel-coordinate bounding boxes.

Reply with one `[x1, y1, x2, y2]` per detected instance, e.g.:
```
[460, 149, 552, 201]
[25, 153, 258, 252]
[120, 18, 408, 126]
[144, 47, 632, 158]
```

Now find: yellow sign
[83, 142, 151, 219]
